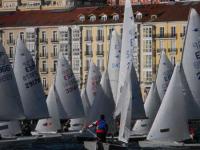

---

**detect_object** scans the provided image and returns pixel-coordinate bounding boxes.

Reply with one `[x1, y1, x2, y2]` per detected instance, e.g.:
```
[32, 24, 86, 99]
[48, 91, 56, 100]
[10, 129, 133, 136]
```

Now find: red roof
[0, 2, 200, 27]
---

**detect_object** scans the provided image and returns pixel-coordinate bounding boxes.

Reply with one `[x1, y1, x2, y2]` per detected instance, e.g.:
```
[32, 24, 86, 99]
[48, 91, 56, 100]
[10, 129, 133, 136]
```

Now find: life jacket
[96, 120, 107, 133]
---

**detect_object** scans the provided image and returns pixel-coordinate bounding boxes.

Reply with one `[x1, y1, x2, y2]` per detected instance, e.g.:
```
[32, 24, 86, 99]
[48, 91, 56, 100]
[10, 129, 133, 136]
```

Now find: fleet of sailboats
[0, 0, 199, 148]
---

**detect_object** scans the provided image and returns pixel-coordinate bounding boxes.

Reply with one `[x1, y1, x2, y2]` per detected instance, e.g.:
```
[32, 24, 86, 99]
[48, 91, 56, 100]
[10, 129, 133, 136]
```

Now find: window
[60, 44, 68, 53]
[143, 40, 152, 52]
[159, 40, 164, 49]
[42, 46, 47, 57]
[53, 60, 57, 72]
[171, 40, 176, 50]
[136, 12, 142, 20]
[170, 56, 175, 66]
[86, 29, 92, 41]
[42, 61, 47, 71]
[9, 32, 14, 42]
[52, 31, 58, 41]
[160, 27, 164, 37]
[60, 31, 68, 41]
[171, 26, 176, 37]
[86, 44, 92, 52]
[53, 45, 58, 56]
[108, 27, 114, 40]
[113, 14, 119, 21]
[42, 31, 46, 40]
[143, 27, 152, 38]
[90, 15, 96, 22]
[20, 32, 24, 41]
[42, 78, 47, 88]
[97, 44, 103, 52]
[145, 71, 152, 81]
[97, 28, 103, 41]
[145, 55, 152, 68]
[101, 14, 107, 21]
[9, 47, 14, 58]
[79, 15, 85, 22]
[26, 32, 35, 42]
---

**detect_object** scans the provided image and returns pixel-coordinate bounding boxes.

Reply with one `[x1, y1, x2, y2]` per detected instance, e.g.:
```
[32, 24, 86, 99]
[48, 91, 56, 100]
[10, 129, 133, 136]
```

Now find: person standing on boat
[87, 114, 108, 142]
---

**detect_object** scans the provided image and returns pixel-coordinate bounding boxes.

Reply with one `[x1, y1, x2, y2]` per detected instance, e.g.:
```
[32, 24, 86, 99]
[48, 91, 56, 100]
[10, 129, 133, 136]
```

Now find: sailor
[87, 114, 108, 142]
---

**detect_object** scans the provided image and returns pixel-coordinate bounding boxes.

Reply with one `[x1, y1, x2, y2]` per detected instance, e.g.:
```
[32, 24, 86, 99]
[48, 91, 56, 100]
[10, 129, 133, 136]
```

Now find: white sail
[107, 30, 121, 104]
[86, 61, 101, 106]
[116, 0, 136, 109]
[86, 70, 115, 126]
[133, 82, 160, 135]
[118, 63, 146, 143]
[55, 53, 84, 119]
[0, 121, 21, 137]
[69, 88, 90, 131]
[0, 43, 24, 120]
[147, 64, 190, 142]
[182, 8, 200, 107]
[156, 51, 173, 101]
[14, 38, 49, 119]
[35, 83, 61, 133]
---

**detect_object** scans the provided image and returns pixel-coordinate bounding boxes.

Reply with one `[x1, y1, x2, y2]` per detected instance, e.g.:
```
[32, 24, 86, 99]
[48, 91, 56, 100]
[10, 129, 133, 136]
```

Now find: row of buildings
[0, 2, 198, 98]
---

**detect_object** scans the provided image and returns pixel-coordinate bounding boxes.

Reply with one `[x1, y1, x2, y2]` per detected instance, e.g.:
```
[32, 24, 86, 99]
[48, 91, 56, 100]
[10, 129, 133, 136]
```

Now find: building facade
[0, 3, 198, 98]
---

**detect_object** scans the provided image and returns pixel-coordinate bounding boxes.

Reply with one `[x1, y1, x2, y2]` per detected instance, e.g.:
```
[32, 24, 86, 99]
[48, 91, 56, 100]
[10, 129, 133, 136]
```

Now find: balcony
[84, 66, 89, 71]
[96, 51, 104, 56]
[154, 34, 177, 39]
[85, 50, 93, 56]
[168, 48, 177, 54]
[50, 68, 56, 73]
[96, 36, 104, 42]
[43, 85, 49, 90]
[51, 53, 58, 58]
[84, 37, 93, 42]
[40, 38, 48, 44]
[26, 38, 35, 42]
[51, 38, 59, 43]
[157, 48, 166, 53]
[40, 68, 48, 74]
[7, 39, 15, 45]
[39, 53, 48, 58]
[180, 33, 185, 38]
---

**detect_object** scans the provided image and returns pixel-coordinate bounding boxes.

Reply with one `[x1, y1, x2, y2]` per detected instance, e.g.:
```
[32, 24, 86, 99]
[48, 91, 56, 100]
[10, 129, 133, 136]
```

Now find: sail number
[25, 78, 40, 88]
[192, 41, 200, 80]
[0, 65, 11, 73]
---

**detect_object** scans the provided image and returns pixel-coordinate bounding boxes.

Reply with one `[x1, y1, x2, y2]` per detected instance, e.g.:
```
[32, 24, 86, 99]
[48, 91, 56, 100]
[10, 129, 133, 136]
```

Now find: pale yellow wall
[81, 24, 121, 86]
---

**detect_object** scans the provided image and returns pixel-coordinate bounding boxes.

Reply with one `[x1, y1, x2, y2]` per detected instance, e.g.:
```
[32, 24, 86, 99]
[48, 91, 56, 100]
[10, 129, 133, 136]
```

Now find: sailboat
[156, 51, 174, 101]
[147, 63, 190, 142]
[69, 62, 101, 131]
[115, 0, 138, 117]
[133, 82, 160, 136]
[118, 62, 146, 143]
[14, 38, 49, 119]
[86, 70, 115, 127]
[107, 30, 121, 104]
[35, 83, 61, 134]
[0, 43, 24, 120]
[86, 61, 101, 106]
[0, 121, 22, 138]
[182, 8, 200, 108]
[55, 53, 84, 119]
[133, 51, 173, 136]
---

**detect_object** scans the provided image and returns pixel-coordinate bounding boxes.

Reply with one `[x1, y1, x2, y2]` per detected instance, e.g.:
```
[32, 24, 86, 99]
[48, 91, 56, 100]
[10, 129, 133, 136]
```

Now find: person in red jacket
[88, 114, 108, 142]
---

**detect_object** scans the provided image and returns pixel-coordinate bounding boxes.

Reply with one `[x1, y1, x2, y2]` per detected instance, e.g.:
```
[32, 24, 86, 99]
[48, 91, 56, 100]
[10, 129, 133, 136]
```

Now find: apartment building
[0, 2, 198, 98]
[0, 0, 75, 11]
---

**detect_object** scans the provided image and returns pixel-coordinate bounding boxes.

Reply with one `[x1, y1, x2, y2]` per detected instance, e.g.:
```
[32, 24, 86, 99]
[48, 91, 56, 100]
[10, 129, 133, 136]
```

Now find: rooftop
[0, 2, 200, 28]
